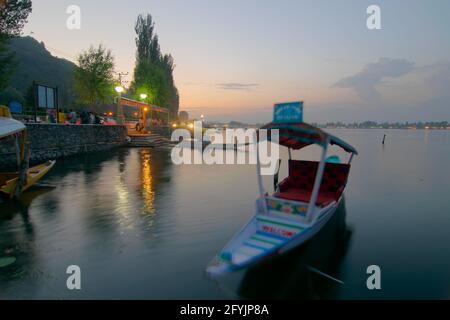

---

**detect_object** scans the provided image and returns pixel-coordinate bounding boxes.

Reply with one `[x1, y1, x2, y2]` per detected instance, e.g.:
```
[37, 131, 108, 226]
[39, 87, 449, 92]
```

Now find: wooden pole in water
[382, 134, 386, 145]
[12, 142, 31, 200]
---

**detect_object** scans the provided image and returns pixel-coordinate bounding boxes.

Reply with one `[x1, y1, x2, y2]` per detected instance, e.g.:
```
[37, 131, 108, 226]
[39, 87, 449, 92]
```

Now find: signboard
[9, 101, 23, 114]
[37, 85, 57, 109]
[33, 83, 59, 123]
[273, 101, 303, 123]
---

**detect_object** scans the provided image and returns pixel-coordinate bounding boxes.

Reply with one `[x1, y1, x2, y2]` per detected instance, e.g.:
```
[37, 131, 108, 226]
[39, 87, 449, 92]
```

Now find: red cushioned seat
[274, 160, 350, 207]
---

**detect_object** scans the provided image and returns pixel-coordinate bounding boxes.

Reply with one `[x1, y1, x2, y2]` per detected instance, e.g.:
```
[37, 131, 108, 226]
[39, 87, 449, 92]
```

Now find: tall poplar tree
[130, 14, 179, 117]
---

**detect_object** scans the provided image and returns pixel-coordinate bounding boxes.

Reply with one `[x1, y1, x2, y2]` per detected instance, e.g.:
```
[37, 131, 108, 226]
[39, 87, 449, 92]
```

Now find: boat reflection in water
[0, 185, 55, 281]
[238, 198, 352, 299]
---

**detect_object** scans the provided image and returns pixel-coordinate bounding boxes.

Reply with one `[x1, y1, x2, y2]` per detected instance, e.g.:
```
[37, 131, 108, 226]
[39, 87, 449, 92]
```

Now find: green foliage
[0, 37, 16, 91]
[0, 86, 25, 105]
[0, 0, 32, 36]
[135, 14, 159, 64]
[179, 111, 189, 121]
[0, 0, 32, 91]
[130, 14, 179, 116]
[73, 45, 116, 109]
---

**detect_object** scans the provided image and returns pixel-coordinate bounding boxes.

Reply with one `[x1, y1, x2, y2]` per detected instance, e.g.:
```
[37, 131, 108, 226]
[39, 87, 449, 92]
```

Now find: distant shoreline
[206, 122, 450, 131]
[319, 127, 450, 130]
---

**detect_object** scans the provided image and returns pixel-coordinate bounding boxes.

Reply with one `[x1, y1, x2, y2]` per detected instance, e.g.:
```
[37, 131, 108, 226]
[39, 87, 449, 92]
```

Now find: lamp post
[139, 93, 148, 132]
[115, 86, 124, 125]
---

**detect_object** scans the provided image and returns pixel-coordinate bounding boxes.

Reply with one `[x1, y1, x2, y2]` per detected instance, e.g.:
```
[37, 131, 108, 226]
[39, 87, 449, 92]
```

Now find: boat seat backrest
[288, 160, 318, 191]
[320, 163, 350, 198]
[288, 160, 350, 197]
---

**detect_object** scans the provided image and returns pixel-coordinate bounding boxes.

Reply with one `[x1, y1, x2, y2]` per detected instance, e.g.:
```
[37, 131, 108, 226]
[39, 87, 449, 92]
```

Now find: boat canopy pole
[256, 139, 268, 214]
[288, 148, 292, 160]
[348, 153, 355, 164]
[306, 138, 329, 222]
[273, 159, 282, 192]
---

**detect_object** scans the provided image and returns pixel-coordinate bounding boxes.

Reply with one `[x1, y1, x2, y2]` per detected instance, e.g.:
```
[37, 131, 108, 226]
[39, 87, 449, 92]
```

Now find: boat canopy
[0, 117, 26, 139]
[260, 122, 358, 154]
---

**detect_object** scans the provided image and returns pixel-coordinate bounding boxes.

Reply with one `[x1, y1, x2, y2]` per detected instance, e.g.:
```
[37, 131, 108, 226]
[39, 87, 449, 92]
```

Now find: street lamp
[115, 86, 125, 125]
[115, 86, 124, 94]
[139, 93, 149, 133]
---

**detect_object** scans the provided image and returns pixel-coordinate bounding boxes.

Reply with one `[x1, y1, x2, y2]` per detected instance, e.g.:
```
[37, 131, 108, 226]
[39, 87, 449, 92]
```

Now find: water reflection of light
[114, 171, 133, 227]
[140, 150, 155, 214]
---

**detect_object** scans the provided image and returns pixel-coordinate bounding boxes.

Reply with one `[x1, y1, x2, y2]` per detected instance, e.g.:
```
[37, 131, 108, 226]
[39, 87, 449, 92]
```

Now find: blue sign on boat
[273, 101, 303, 123]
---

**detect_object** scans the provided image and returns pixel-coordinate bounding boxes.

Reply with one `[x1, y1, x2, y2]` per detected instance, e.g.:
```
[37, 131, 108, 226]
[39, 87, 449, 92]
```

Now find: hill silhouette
[7, 36, 76, 109]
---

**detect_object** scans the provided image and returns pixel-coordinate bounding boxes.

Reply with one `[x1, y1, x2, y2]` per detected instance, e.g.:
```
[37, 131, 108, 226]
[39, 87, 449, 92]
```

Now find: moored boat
[206, 101, 358, 276]
[0, 113, 56, 199]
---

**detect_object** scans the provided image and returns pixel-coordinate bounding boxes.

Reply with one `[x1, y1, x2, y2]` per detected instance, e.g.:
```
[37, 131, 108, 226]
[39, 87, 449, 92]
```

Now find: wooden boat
[206, 102, 358, 276]
[0, 114, 56, 199]
[0, 160, 56, 197]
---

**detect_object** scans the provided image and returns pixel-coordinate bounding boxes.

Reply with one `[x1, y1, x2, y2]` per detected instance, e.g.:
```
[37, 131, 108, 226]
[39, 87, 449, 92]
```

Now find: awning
[0, 117, 26, 139]
[260, 122, 358, 154]
[120, 98, 169, 114]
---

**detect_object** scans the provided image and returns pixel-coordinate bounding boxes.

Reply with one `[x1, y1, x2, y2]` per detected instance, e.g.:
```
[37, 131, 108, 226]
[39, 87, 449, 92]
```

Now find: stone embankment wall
[0, 124, 127, 168]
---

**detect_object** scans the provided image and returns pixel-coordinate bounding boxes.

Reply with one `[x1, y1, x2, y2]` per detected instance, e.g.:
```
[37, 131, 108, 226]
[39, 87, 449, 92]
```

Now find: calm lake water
[1, 129, 450, 299]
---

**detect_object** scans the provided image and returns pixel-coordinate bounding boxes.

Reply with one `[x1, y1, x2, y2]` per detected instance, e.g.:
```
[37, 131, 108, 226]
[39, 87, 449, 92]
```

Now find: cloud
[216, 83, 259, 91]
[422, 62, 450, 98]
[333, 58, 415, 105]
[325, 59, 450, 121]
[182, 82, 208, 86]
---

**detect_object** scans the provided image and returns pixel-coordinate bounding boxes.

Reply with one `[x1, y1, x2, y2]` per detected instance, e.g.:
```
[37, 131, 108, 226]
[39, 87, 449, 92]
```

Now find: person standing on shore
[58, 109, 66, 124]
[94, 113, 102, 125]
[80, 109, 90, 124]
[68, 109, 77, 124]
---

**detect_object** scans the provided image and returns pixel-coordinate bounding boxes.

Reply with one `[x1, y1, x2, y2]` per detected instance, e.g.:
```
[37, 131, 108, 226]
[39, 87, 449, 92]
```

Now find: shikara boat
[206, 102, 358, 276]
[0, 115, 55, 199]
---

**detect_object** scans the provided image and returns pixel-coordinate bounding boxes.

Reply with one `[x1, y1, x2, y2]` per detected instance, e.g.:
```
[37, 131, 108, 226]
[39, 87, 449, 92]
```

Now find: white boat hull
[206, 197, 341, 277]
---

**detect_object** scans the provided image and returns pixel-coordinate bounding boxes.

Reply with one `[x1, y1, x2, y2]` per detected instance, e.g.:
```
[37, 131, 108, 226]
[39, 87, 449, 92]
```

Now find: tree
[0, 86, 25, 105]
[0, 0, 32, 36]
[0, 39, 16, 90]
[0, 0, 32, 90]
[73, 45, 116, 110]
[135, 14, 156, 64]
[130, 13, 179, 117]
[179, 111, 189, 121]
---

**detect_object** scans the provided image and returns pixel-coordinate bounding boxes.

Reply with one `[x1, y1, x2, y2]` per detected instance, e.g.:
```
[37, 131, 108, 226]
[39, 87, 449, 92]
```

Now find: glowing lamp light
[140, 93, 148, 100]
[143, 107, 149, 112]
[172, 123, 178, 128]
[115, 86, 124, 93]
[188, 123, 194, 129]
